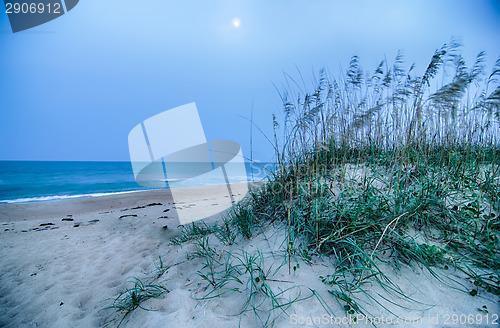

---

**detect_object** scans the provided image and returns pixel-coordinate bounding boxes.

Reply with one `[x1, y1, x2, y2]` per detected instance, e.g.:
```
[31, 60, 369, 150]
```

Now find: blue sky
[1, 0, 499, 161]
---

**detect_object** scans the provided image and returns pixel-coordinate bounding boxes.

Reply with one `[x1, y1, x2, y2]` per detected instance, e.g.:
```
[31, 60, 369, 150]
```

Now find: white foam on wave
[0, 189, 149, 204]
[0, 169, 269, 205]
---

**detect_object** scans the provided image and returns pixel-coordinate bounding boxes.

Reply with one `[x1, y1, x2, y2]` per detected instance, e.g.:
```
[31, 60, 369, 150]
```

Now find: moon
[232, 17, 241, 28]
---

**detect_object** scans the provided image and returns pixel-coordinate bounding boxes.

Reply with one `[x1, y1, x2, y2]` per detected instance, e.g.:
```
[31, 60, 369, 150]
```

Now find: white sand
[0, 183, 498, 328]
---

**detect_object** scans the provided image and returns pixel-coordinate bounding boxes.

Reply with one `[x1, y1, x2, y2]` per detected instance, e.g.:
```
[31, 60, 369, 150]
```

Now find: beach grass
[110, 278, 169, 314]
[227, 41, 500, 318]
[225, 41, 499, 321]
[107, 41, 499, 326]
[106, 258, 171, 327]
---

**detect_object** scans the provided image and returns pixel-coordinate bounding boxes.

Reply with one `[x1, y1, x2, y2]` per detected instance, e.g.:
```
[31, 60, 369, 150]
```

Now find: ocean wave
[0, 190, 148, 204]
[0, 176, 264, 205]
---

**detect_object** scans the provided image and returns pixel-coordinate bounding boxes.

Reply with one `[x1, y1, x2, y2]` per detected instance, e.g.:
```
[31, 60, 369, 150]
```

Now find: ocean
[0, 161, 274, 204]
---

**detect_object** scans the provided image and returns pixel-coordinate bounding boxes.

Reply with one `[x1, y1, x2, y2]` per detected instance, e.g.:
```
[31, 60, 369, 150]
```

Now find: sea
[0, 161, 275, 204]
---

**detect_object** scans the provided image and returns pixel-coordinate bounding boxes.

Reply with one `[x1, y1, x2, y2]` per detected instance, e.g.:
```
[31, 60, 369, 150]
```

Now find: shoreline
[0, 188, 173, 222]
[0, 182, 261, 222]
[0, 189, 154, 206]
[0, 182, 253, 327]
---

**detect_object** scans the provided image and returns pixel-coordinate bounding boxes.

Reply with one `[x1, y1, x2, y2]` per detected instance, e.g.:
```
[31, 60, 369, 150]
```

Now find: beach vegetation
[227, 40, 500, 320]
[110, 278, 168, 314]
[190, 235, 332, 327]
[170, 221, 219, 245]
[108, 41, 499, 327]
[106, 264, 170, 327]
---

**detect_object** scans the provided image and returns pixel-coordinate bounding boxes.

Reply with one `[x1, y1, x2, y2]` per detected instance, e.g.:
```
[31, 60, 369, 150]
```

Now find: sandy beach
[0, 183, 498, 328]
[0, 184, 246, 327]
[2, 0, 500, 326]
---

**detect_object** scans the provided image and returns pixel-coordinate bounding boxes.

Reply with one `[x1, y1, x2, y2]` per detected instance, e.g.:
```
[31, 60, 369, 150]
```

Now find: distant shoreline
[0, 161, 272, 206]
[0, 188, 155, 205]
[0, 182, 262, 221]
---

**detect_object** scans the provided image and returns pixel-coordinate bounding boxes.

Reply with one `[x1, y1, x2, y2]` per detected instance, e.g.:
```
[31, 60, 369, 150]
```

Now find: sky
[1, 0, 499, 162]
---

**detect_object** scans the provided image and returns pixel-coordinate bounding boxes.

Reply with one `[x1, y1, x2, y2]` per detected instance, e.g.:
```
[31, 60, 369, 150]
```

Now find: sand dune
[0, 183, 498, 327]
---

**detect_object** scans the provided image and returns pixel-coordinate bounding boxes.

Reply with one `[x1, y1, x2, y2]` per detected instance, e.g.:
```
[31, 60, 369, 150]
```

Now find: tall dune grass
[107, 43, 499, 326]
[232, 41, 499, 314]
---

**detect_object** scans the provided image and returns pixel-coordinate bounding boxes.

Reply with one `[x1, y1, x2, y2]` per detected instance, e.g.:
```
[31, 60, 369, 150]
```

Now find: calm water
[0, 161, 274, 204]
